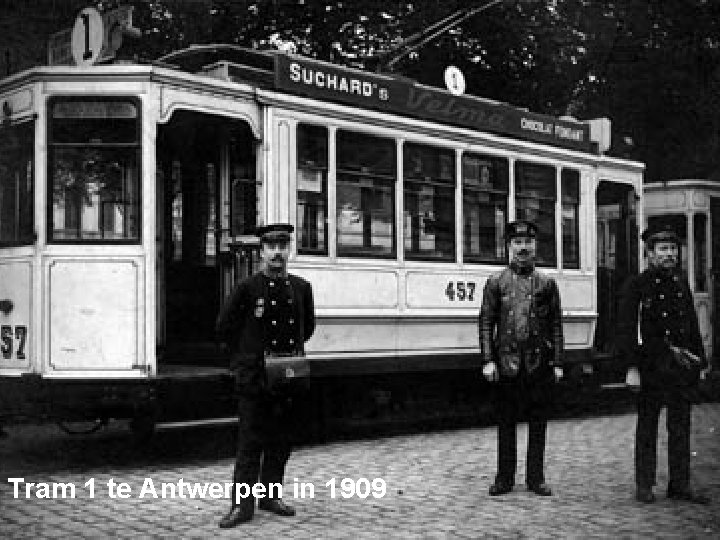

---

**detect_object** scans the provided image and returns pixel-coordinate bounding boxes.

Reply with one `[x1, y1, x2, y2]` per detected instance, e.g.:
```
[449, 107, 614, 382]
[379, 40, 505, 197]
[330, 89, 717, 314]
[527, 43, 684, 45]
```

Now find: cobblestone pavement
[1, 403, 719, 539]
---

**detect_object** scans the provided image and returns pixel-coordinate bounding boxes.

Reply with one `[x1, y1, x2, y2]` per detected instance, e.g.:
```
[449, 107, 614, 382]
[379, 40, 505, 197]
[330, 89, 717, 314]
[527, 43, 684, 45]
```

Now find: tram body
[644, 180, 720, 365]
[0, 45, 644, 423]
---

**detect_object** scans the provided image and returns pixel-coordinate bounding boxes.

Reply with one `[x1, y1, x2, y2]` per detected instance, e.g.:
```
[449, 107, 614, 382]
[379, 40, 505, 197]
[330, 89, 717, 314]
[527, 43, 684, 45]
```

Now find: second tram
[644, 180, 720, 367]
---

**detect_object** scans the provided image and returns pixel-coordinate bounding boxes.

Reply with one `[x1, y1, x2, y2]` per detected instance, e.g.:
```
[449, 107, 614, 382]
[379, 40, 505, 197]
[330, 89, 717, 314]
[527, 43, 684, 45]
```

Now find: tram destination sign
[274, 55, 592, 153]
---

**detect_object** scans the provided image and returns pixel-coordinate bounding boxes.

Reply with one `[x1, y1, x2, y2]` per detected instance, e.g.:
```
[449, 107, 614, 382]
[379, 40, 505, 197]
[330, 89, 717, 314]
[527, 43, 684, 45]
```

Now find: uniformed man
[479, 220, 564, 497]
[617, 222, 709, 504]
[216, 223, 316, 528]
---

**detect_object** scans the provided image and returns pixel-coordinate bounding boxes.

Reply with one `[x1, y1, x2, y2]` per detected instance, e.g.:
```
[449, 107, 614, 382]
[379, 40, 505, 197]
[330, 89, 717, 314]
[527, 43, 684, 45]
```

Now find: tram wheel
[57, 418, 107, 435]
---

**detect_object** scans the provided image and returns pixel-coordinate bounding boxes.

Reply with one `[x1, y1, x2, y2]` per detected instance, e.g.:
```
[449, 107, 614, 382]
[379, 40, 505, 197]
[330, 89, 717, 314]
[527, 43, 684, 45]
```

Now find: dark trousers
[494, 374, 552, 487]
[231, 392, 293, 513]
[635, 391, 691, 491]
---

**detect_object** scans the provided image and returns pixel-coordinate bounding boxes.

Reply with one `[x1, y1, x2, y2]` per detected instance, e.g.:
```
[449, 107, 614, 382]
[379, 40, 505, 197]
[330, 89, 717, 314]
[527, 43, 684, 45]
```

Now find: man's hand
[626, 366, 641, 389]
[482, 362, 499, 382]
[553, 366, 563, 383]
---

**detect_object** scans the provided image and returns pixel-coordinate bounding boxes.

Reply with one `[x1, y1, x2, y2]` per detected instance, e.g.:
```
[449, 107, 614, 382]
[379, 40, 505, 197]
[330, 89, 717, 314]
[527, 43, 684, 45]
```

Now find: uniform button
[271, 300, 276, 306]
[659, 294, 664, 300]
[673, 276, 678, 281]
[655, 278, 661, 284]
[271, 339, 277, 345]
[285, 280, 290, 286]
[662, 312, 667, 317]
[666, 330, 671, 336]
[269, 281, 275, 287]
[289, 339, 294, 344]
[289, 318, 295, 324]
[272, 320, 277, 326]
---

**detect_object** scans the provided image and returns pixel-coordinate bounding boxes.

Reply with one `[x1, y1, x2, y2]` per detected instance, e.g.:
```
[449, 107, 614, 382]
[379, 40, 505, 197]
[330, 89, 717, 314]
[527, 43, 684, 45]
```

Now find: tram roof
[1, 43, 642, 162]
[645, 179, 720, 191]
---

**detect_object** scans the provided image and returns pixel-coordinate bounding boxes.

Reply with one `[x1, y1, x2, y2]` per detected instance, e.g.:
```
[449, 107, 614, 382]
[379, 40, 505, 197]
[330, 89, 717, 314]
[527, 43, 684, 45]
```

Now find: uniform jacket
[479, 265, 564, 378]
[216, 272, 315, 394]
[617, 267, 706, 391]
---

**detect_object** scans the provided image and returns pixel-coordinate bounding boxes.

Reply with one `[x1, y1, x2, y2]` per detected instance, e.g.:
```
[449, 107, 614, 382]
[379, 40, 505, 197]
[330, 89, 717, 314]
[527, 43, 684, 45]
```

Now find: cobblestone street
[2, 403, 719, 539]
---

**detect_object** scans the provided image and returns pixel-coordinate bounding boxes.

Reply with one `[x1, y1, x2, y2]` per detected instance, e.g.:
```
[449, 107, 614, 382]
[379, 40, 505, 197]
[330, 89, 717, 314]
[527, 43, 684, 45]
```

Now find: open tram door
[155, 111, 260, 365]
[595, 181, 639, 366]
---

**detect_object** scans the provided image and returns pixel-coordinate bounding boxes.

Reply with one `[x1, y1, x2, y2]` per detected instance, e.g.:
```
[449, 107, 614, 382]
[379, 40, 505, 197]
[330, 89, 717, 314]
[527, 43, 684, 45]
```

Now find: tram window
[403, 143, 455, 261]
[0, 121, 34, 246]
[515, 161, 556, 266]
[336, 130, 396, 258]
[462, 153, 508, 263]
[297, 124, 328, 255]
[561, 169, 580, 269]
[229, 127, 259, 236]
[49, 98, 140, 242]
[694, 213, 708, 292]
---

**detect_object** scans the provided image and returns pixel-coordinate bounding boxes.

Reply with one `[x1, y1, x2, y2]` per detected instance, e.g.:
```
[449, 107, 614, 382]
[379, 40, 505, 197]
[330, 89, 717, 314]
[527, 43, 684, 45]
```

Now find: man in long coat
[479, 220, 564, 497]
[216, 223, 316, 527]
[617, 222, 709, 504]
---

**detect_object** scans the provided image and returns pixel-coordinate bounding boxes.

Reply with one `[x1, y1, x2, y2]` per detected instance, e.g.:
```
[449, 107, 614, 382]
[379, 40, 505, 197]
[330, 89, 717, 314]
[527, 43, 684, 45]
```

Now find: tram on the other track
[644, 180, 720, 367]
[0, 8, 644, 428]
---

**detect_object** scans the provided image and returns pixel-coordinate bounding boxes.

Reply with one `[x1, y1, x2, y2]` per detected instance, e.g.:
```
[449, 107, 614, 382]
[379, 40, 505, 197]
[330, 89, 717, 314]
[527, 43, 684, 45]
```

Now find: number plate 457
[445, 281, 477, 302]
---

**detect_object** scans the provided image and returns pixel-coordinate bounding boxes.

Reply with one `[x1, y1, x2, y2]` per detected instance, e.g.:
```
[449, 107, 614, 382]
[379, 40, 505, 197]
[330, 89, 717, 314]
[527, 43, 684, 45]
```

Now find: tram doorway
[156, 112, 258, 361]
[595, 181, 639, 356]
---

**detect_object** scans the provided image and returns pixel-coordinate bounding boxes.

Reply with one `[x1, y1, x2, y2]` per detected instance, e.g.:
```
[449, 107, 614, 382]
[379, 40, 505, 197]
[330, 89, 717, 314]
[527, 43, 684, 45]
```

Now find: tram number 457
[1, 325, 28, 360]
[445, 281, 477, 302]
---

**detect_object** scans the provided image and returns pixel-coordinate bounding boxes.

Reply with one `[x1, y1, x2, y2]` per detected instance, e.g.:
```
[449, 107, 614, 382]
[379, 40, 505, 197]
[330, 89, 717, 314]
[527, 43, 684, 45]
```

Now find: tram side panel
[0, 258, 33, 373]
[44, 258, 145, 374]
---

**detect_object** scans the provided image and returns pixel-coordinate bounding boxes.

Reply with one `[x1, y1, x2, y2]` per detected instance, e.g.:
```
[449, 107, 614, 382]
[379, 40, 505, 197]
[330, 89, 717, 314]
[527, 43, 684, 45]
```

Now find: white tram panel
[0, 259, 32, 372]
[46, 258, 142, 374]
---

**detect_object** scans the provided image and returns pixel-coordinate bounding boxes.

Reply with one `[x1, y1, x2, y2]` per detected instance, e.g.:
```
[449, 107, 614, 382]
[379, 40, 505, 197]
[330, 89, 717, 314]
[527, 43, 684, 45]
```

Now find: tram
[0, 8, 644, 429]
[644, 180, 720, 367]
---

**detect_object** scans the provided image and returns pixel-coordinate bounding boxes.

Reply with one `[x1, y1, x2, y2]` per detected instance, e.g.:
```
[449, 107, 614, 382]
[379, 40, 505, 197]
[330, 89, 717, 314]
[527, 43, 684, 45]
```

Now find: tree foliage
[2, 0, 720, 181]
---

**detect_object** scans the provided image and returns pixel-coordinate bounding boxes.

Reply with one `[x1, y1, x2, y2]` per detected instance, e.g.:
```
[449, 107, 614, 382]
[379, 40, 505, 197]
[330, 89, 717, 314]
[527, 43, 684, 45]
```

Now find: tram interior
[156, 112, 258, 373]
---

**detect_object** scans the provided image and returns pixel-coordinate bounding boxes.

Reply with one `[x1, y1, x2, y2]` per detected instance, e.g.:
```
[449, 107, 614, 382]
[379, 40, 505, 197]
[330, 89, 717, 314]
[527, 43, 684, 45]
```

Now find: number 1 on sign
[81, 13, 92, 60]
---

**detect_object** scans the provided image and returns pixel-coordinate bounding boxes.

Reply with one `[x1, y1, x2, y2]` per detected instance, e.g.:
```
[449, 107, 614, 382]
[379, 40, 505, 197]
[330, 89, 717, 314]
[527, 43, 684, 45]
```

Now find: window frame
[296, 123, 329, 256]
[0, 119, 35, 247]
[335, 129, 397, 259]
[402, 142, 456, 262]
[514, 160, 557, 267]
[47, 95, 142, 245]
[561, 168, 581, 269]
[461, 152, 509, 265]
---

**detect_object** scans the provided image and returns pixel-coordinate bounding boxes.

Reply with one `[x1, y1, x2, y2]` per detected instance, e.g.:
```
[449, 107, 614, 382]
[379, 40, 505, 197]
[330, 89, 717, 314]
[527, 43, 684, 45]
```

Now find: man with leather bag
[215, 223, 316, 527]
[617, 221, 710, 505]
[478, 220, 564, 497]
